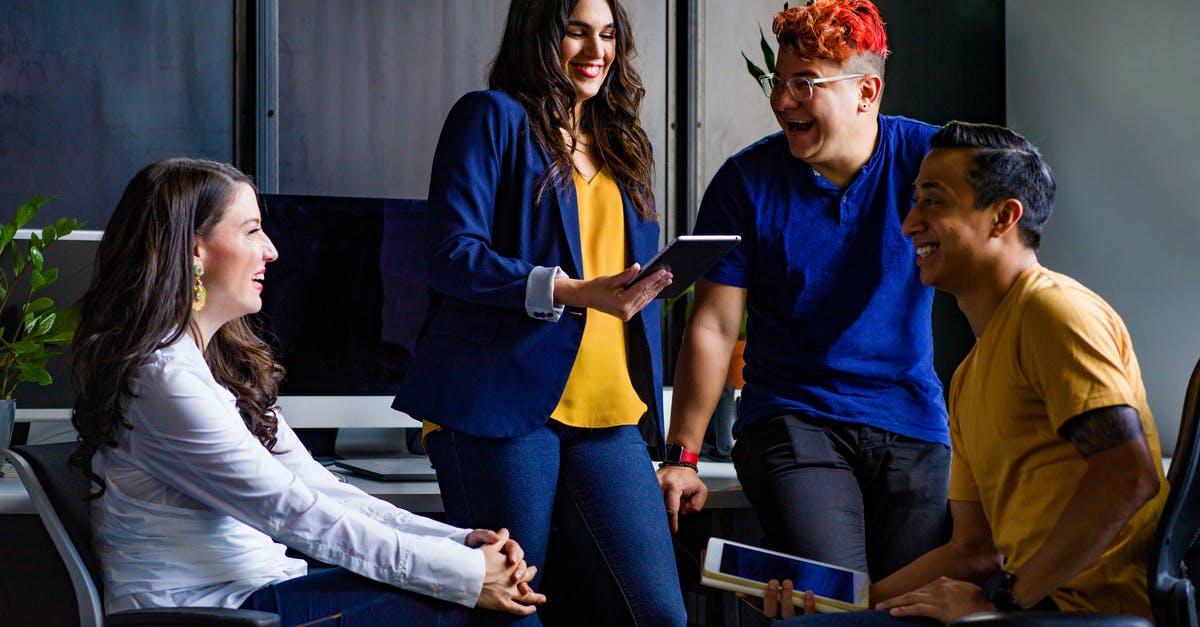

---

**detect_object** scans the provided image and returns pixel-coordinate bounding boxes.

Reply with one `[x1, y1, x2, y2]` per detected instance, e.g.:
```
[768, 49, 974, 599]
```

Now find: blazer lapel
[556, 179, 585, 278]
[622, 188, 658, 264]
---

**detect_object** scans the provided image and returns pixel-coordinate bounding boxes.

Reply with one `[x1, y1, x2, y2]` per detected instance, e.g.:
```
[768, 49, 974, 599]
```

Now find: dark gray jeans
[731, 413, 951, 581]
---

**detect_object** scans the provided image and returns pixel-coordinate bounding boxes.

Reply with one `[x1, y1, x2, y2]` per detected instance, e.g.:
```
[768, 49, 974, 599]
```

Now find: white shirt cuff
[401, 536, 486, 607]
[525, 265, 567, 322]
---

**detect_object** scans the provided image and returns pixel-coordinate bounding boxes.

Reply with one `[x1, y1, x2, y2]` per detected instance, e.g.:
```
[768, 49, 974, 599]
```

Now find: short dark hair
[930, 121, 1055, 250]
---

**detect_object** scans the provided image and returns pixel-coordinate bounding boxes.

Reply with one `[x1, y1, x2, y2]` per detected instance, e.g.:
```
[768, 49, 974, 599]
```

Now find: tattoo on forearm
[1060, 405, 1145, 458]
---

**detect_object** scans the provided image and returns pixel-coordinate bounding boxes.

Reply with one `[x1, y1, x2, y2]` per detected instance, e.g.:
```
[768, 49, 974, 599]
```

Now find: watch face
[983, 570, 1020, 610]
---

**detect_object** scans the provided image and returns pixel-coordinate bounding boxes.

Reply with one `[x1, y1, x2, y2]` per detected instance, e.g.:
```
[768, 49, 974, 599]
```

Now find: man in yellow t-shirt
[867, 122, 1168, 623]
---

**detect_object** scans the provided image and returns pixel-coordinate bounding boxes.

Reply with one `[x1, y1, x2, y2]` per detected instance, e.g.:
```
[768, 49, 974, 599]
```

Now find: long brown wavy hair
[69, 158, 285, 495]
[489, 0, 656, 221]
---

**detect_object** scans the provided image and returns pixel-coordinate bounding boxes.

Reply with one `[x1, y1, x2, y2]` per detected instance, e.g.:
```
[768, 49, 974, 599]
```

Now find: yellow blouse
[549, 167, 646, 428]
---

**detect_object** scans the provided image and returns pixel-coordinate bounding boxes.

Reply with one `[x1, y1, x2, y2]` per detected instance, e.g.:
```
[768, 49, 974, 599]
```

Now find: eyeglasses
[756, 73, 866, 101]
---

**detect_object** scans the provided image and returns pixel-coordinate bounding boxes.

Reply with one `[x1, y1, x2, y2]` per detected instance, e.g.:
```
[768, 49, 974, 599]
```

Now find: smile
[573, 63, 604, 79]
[785, 119, 814, 132]
[915, 244, 938, 258]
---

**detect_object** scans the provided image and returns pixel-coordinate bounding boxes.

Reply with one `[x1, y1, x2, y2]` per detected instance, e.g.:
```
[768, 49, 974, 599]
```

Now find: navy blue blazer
[393, 90, 664, 452]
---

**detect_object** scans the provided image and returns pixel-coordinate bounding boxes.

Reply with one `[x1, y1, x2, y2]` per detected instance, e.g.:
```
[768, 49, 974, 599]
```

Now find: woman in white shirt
[67, 157, 545, 625]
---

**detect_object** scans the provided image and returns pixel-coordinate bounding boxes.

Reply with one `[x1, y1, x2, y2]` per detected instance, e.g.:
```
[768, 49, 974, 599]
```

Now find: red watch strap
[667, 442, 699, 465]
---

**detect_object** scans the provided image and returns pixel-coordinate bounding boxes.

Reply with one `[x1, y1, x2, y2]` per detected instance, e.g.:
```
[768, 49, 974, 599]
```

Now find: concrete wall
[277, 0, 669, 209]
[1007, 0, 1200, 453]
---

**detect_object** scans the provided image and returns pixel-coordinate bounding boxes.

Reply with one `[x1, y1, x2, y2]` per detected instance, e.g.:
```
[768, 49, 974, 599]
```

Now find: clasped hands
[465, 528, 546, 616]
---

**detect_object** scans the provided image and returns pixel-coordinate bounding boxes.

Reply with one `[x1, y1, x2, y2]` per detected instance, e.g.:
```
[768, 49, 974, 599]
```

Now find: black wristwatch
[981, 569, 1023, 611]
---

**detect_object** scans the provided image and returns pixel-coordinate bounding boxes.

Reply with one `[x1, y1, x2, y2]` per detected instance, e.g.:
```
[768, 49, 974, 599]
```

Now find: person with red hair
[659, 0, 951, 613]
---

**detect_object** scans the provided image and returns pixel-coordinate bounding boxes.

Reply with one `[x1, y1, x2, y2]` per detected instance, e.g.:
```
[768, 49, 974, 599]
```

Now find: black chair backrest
[1149, 357, 1200, 627]
[13, 442, 105, 595]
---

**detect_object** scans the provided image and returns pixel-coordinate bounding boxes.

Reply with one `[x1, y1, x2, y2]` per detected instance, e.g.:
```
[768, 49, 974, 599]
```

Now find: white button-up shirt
[92, 337, 485, 612]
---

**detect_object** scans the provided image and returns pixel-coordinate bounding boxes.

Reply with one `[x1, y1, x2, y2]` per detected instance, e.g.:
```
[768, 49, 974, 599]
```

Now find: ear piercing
[193, 261, 207, 312]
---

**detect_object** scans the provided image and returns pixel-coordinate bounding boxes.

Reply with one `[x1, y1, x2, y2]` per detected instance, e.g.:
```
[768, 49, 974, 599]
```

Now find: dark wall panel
[0, 1, 235, 228]
[277, 1, 507, 198]
[876, 0, 1005, 126]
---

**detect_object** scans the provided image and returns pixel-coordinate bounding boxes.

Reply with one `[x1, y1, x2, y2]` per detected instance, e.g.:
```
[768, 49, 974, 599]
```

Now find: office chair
[950, 356, 1200, 627]
[3, 443, 279, 626]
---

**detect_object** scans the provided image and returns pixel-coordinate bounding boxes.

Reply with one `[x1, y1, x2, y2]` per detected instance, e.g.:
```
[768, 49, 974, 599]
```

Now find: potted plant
[741, 3, 789, 94]
[667, 285, 748, 388]
[0, 194, 82, 454]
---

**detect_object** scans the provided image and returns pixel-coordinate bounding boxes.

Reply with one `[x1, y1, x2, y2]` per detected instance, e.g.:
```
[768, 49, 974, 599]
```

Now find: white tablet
[624, 235, 741, 300]
[700, 537, 870, 613]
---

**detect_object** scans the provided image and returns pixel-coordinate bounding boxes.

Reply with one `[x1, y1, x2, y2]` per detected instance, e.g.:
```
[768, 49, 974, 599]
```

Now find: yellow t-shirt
[550, 168, 646, 428]
[948, 264, 1167, 618]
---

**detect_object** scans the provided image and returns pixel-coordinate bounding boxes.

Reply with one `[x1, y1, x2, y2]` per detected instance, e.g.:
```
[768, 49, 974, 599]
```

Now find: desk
[0, 459, 748, 515]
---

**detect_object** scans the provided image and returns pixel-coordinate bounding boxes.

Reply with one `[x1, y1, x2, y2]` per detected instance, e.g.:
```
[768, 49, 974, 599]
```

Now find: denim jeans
[732, 414, 951, 580]
[239, 566, 540, 626]
[426, 422, 687, 627]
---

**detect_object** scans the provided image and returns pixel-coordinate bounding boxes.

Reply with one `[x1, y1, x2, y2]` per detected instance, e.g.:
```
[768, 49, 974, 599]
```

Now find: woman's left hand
[465, 523, 523, 574]
[554, 263, 672, 321]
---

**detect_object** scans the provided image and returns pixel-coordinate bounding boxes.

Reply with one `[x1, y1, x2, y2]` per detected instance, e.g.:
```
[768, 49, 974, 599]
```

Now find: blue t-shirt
[694, 115, 949, 445]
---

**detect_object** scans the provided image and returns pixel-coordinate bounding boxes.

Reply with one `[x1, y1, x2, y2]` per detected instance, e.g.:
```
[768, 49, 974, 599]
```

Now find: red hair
[772, 0, 889, 64]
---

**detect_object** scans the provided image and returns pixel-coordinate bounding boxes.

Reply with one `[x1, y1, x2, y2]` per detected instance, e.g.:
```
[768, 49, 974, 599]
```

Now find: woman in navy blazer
[394, 0, 686, 625]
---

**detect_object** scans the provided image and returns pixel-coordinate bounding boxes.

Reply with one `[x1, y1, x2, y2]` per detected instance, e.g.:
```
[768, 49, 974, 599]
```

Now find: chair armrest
[950, 610, 1152, 626]
[106, 607, 280, 626]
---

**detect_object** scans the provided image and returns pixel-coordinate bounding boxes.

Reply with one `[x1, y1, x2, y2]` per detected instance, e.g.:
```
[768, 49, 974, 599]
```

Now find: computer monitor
[254, 194, 427, 439]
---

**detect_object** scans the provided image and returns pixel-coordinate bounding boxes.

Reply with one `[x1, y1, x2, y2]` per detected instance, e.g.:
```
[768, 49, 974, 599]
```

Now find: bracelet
[658, 460, 698, 472]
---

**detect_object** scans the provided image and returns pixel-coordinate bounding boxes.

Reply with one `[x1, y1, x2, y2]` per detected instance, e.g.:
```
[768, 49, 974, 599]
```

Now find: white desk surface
[0, 459, 748, 516]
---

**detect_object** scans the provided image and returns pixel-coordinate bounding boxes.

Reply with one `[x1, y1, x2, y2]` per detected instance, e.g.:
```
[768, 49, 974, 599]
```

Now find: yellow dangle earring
[192, 261, 207, 312]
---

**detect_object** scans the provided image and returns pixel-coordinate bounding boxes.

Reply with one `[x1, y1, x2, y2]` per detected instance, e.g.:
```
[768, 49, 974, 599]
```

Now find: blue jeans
[239, 567, 540, 626]
[732, 414, 951, 580]
[426, 422, 687, 627]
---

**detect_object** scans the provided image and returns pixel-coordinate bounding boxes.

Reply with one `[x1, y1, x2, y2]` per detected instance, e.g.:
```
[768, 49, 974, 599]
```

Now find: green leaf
[8, 340, 40, 355]
[0, 223, 16, 252]
[13, 195, 45, 229]
[742, 52, 766, 81]
[39, 267, 58, 288]
[10, 244, 25, 275]
[18, 362, 52, 386]
[55, 217, 81, 237]
[42, 330, 74, 346]
[32, 312, 56, 337]
[759, 25, 775, 73]
[30, 268, 45, 291]
[26, 297, 53, 313]
[30, 245, 44, 271]
[41, 224, 57, 243]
